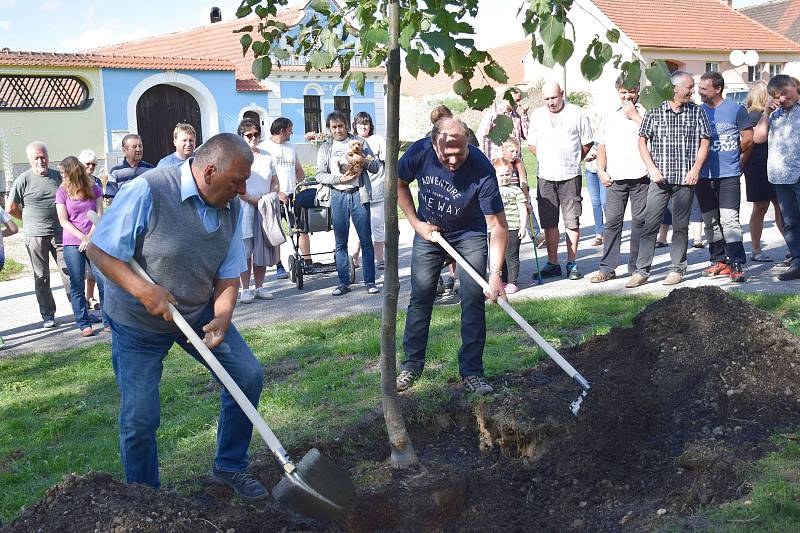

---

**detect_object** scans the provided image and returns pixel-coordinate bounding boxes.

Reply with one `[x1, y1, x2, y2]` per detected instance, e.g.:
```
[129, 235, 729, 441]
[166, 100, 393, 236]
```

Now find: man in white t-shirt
[259, 117, 309, 279]
[528, 80, 593, 280]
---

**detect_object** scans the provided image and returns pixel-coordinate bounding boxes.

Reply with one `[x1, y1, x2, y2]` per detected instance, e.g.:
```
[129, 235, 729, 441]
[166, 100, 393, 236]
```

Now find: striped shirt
[499, 184, 526, 230]
[639, 101, 710, 185]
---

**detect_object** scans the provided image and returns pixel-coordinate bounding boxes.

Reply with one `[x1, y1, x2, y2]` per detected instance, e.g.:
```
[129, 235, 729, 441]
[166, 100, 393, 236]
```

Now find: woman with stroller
[55, 156, 106, 336]
[316, 110, 382, 296]
[237, 118, 282, 303]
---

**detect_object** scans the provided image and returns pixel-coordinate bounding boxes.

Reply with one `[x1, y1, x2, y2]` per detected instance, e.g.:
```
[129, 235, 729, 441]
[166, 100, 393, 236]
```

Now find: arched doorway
[135, 84, 203, 164]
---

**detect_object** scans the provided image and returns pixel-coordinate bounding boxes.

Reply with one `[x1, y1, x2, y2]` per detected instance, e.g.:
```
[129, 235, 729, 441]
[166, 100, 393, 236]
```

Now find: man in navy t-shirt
[396, 117, 508, 396]
[697, 71, 753, 282]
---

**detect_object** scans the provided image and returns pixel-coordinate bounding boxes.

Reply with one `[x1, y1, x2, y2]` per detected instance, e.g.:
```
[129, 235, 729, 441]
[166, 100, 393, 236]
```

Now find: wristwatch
[488, 270, 503, 277]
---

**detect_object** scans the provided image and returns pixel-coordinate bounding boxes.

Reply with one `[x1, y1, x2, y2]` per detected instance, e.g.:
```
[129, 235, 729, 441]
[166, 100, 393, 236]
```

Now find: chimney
[210, 7, 222, 23]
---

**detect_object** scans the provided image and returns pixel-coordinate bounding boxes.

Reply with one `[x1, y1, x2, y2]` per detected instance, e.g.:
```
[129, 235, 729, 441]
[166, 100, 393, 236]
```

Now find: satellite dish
[744, 50, 760, 67]
[729, 50, 745, 67]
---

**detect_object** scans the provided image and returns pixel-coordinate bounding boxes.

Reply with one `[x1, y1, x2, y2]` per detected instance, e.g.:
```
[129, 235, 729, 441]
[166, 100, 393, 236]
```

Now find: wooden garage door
[135, 84, 202, 165]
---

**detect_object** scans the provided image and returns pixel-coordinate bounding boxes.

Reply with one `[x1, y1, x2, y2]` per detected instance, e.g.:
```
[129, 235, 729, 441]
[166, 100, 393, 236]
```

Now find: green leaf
[400, 22, 415, 50]
[488, 115, 514, 146]
[240, 34, 253, 56]
[599, 43, 613, 63]
[255, 5, 268, 19]
[236, 4, 252, 18]
[484, 61, 508, 84]
[539, 15, 564, 46]
[251, 40, 263, 56]
[421, 31, 452, 52]
[453, 78, 471, 97]
[233, 25, 253, 33]
[621, 61, 642, 89]
[418, 53, 439, 76]
[270, 46, 290, 60]
[366, 27, 389, 45]
[639, 86, 667, 110]
[353, 72, 366, 95]
[310, 50, 333, 70]
[580, 56, 603, 82]
[466, 86, 496, 110]
[645, 60, 672, 90]
[552, 37, 574, 66]
[606, 28, 620, 43]
[309, 0, 331, 16]
[405, 49, 420, 77]
[251, 56, 272, 80]
[342, 72, 352, 93]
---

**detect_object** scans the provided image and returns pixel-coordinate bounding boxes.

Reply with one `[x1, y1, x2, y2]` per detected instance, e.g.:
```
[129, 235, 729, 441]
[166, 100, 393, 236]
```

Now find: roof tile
[0, 50, 234, 71]
[740, 0, 800, 45]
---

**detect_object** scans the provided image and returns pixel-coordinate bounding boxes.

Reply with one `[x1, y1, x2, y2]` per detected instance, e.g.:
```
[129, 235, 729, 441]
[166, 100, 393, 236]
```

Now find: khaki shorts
[537, 175, 582, 230]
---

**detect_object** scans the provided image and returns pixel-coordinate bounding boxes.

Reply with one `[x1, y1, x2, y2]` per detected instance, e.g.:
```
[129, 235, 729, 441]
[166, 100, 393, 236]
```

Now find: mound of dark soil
[4, 287, 800, 532]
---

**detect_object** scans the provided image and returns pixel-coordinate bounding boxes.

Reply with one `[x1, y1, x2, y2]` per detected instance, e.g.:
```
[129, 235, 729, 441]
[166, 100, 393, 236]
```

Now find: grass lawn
[0, 258, 24, 282]
[2, 293, 800, 526]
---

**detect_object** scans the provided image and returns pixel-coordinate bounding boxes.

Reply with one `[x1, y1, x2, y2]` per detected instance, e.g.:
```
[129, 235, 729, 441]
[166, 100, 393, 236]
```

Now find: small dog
[339, 140, 373, 179]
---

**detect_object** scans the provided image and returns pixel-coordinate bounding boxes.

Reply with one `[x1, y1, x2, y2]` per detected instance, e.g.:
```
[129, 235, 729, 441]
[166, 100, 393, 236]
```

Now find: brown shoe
[663, 272, 684, 285]
[590, 271, 615, 283]
[625, 273, 648, 288]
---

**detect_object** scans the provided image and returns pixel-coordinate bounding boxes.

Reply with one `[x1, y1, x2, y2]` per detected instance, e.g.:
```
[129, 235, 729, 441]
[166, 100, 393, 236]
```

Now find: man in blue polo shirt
[396, 117, 507, 396]
[104, 134, 154, 202]
[87, 133, 267, 502]
[697, 71, 752, 282]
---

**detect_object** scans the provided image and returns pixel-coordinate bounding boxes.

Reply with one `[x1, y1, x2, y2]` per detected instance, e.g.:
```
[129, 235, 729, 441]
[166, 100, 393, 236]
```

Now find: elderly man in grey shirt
[7, 141, 71, 328]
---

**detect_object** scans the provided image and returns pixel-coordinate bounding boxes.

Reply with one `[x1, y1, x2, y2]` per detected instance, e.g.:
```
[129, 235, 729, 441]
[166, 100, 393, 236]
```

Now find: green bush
[566, 91, 592, 108]
[428, 96, 468, 115]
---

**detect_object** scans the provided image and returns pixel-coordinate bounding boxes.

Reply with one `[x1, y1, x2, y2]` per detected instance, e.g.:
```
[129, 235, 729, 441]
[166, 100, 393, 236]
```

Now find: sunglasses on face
[243, 132, 260, 139]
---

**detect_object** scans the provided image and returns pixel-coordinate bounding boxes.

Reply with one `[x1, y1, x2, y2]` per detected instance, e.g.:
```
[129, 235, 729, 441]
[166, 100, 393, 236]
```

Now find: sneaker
[433, 292, 461, 306]
[566, 262, 583, 280]
[42, 318, 56, 328]
[592, 236, 603, 246]
[366, 283, 380, 294]
[240, 289, 255, 304]
[462, 375, 493, 395]
[625, 273, 648, 288]
[539, 262, 562, 278]
[396, 370, 419, 392]
[255, 287, 274, 300]
[275, 265, 289, 280]
[777, 254, 792, 268]
[702, 262, 731, 277]
[332, 284, 351, 296]
[88, 297, 100, 310]
[778, 268, 800, 281]
[663, 271, 684, 285]
[729, 263, 746, 282]
[505, 283, 519, 294]
[692, 239, 706, 249]
[590, 271, 615, 283]
[211, 467, 269, 502]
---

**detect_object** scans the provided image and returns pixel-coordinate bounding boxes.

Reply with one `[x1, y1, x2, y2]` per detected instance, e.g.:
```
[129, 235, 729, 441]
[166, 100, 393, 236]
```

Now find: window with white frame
[705, 62, 719, 73]
[748, 63, 763, 83]
[770, 63, 783, 78]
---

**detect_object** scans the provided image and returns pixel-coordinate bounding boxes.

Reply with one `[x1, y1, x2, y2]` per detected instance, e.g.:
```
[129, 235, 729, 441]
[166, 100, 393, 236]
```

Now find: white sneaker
[240, 289, 255, 303]
[255, 287, 273, 300]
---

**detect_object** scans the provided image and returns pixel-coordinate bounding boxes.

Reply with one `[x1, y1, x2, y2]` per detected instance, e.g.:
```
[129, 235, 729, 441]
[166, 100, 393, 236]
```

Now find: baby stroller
[285, 179, 356, 290]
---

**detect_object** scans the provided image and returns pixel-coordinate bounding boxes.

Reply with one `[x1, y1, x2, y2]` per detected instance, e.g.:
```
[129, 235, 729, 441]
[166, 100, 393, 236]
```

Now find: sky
[0, 0, 772, 54]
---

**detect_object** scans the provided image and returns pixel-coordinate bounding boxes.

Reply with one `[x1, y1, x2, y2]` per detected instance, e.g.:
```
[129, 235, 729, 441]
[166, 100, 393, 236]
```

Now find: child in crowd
[0, 206, 20, 348]
[494, 158, 527, 294]
[501, 136, 542, 246]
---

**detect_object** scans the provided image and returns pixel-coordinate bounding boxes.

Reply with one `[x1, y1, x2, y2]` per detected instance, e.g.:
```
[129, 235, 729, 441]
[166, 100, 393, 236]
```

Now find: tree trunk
[380, 0, 418, 469]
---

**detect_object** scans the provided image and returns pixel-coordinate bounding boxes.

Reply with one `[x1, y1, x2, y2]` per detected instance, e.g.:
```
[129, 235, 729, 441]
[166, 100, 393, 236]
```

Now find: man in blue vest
[87, 133, 267, 501]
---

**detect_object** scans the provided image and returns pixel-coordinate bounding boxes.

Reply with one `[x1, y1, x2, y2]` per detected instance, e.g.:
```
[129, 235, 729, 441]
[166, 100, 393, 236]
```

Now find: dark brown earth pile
[4, 286, 799, 532]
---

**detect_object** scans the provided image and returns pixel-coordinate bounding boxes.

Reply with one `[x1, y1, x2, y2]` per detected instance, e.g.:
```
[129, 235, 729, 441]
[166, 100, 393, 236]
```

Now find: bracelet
[488, 270, 502, 277]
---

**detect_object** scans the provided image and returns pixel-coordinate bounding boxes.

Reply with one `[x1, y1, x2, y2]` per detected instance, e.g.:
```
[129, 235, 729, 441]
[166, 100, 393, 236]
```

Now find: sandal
[751, 252, 773, 262]
[80, 327, 95, 337]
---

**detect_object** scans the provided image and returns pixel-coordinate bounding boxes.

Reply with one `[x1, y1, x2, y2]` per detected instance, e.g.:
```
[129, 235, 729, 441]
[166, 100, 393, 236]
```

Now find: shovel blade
[273, 448, 356, 522]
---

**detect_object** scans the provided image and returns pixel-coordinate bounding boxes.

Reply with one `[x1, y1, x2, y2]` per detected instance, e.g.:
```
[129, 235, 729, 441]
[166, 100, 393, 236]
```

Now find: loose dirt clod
[4, 287, 800, 532]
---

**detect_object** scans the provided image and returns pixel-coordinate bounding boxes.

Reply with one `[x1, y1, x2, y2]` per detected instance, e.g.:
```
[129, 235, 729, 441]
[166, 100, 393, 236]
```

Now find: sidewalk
[1, 185, 795, 358]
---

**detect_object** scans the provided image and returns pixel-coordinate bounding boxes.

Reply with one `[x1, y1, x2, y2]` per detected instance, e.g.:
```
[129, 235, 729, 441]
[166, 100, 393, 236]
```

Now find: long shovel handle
[87, 212, 296, 470]
[430, 231, 590, 392]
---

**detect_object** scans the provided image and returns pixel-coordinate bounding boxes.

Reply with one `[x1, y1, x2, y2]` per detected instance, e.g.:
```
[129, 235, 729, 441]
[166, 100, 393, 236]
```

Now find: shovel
[430, 231, 591, 415]
[87, 212, 355, 521]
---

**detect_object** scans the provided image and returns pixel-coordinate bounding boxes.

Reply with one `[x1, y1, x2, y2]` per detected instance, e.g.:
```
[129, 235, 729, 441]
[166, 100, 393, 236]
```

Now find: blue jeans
[109, 307, 263, 488]
[331, 189, 375, 286]
[402, 235, 487, 377]
[63, 245, 107, 329]
[584, 170, 606, 237]
[775, 182, 800, 270]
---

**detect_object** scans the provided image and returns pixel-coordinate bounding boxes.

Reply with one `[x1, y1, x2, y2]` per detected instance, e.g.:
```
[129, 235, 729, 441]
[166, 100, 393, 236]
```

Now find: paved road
[1, 186, 794, 358]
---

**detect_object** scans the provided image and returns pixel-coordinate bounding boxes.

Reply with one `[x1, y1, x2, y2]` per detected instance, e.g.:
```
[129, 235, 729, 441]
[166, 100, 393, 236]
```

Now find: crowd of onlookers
[3, 69, 800, 346]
